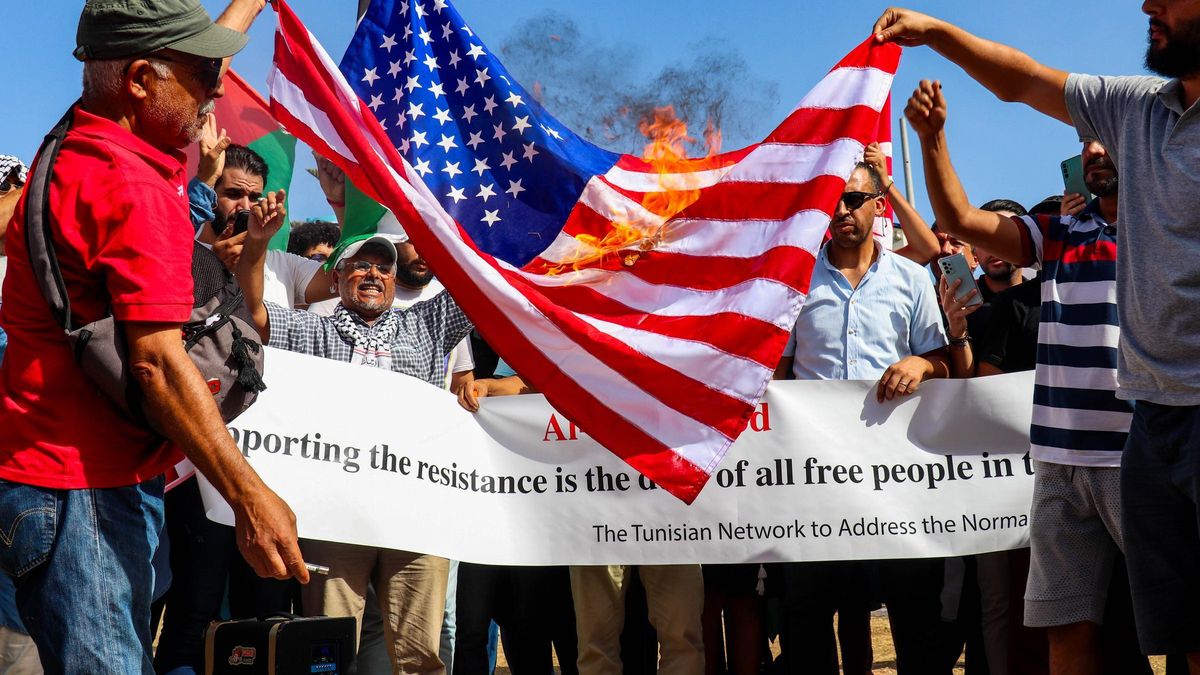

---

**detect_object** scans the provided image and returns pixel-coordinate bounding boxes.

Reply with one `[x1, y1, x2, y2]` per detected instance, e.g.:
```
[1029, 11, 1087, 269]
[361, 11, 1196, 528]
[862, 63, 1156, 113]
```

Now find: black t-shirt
[964, 281, 1000, 338]
[976, 278, 1040, 373]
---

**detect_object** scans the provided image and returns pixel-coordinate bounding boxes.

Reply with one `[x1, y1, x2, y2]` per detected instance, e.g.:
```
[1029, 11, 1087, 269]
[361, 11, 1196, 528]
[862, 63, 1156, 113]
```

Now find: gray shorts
[1024, 461, 1123, 627]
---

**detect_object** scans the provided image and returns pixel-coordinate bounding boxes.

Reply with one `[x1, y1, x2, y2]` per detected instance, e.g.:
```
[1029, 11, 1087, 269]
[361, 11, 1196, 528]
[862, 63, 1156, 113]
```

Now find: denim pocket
[0, 480, 56, 577]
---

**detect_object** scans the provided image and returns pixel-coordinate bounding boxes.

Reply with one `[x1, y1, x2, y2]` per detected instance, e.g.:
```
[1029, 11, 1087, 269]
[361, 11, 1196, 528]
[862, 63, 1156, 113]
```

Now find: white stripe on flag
[506, 262, 804, 329]
[793, 66, 894, 112]
[573, 313, 773, 405]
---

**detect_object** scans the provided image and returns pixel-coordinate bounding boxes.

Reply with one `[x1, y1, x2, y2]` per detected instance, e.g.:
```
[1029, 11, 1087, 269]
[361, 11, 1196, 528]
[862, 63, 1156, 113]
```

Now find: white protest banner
[201, 348, 1035, 565]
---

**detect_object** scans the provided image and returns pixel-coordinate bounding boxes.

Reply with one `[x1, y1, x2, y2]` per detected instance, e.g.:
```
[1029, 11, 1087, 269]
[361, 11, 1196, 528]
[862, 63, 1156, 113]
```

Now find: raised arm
[863, 142, 938, 264]
[236, 189, 287, 341]
[905, 81, 1027, 265]
[874, 8, 1071, 123]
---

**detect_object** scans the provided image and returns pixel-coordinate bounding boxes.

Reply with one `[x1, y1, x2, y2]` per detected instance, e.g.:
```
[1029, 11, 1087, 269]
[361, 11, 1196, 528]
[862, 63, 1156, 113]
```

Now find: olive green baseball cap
[74, 0, 249, 62]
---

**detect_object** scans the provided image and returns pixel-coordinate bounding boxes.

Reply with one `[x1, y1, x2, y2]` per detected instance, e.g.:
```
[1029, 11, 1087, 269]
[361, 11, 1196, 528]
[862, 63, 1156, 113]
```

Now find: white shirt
[263, 250, 322, 310]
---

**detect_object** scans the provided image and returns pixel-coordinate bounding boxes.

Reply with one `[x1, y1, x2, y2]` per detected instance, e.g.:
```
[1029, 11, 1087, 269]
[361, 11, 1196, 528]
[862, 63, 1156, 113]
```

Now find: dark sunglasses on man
[840, 190, 884, 210]
[149, 52, 224, 91]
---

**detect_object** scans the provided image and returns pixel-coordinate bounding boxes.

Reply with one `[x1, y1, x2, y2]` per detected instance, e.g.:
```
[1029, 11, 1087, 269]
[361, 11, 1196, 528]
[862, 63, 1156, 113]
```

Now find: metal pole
[358, 0, 371, 21]
[899, 116, 916, 205]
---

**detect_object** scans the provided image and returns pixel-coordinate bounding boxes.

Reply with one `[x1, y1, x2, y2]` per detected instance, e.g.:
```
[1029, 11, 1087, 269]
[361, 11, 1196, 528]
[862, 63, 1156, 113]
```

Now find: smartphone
[232, 209, 251, 235]
[1060, 154, 1093, 202]
[938, 252, 983, 307]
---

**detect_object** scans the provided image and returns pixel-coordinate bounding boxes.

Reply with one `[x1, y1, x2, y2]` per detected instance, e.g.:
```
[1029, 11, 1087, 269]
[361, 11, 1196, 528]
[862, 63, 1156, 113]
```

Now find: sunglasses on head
[148, 53, 223, 91]
[840, 191, 883, 210]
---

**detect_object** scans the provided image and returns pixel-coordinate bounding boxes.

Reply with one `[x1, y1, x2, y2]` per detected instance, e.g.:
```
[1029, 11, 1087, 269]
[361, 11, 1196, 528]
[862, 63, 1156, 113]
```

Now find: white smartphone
[938, 252, 983, 307]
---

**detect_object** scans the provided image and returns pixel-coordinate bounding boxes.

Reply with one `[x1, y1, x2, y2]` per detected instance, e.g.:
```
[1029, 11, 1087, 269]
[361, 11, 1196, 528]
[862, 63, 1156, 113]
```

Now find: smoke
[497, 12, 779, 157]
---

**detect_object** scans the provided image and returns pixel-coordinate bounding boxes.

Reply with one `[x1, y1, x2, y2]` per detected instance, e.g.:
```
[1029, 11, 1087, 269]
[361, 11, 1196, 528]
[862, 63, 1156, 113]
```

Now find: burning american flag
[267, 0, 899, 503]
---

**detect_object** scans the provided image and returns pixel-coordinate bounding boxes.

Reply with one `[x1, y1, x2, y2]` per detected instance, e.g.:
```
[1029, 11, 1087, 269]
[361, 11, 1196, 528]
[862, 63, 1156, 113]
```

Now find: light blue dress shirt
[783, 243, 947, 381]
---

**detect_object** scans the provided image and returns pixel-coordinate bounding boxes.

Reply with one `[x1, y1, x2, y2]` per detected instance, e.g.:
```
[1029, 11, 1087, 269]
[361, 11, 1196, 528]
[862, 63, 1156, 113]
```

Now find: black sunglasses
[149, 53, 224, 91]
[840, 191, 883, 210]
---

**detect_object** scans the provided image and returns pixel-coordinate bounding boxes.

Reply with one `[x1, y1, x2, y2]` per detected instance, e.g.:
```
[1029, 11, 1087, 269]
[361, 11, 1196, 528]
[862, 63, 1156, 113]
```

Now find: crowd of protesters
[1, 0, 1200, 674]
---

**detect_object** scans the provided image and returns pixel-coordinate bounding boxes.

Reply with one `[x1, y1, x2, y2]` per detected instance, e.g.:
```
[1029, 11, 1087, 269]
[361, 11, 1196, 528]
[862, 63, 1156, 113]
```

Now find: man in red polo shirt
[0, 1, 308, 671]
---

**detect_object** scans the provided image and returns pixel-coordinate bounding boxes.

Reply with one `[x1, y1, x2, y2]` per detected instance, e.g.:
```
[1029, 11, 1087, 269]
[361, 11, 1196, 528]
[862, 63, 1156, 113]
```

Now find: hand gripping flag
[267, 0, 899, 503]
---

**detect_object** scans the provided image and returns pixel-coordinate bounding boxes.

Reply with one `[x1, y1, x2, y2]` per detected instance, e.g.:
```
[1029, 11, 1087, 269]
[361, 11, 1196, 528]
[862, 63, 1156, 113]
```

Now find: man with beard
[773, 163, 952, 675]
[308, 221, 474, 393]
[0, 1, 308, 672]
[238, 207, 473, 674]
[192, 143, 331, 310]
[907, 78, 1145, 674]
[875, 4, 1200, 664]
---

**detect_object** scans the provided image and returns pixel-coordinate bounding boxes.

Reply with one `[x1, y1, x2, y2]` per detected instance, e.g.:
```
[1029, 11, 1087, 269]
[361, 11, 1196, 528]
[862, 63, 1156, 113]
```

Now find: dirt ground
[494, 614, 1170, 674]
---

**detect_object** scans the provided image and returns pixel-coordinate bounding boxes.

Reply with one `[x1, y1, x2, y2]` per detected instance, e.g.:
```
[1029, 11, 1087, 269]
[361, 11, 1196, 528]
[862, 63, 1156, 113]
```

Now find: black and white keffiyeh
[0, 155, 27, 186]
[331, 303, 401, 369]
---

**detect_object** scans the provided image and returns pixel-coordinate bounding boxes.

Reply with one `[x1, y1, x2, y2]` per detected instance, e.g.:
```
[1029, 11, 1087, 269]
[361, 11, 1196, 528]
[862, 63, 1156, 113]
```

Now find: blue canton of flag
[340, 0, 621, 267]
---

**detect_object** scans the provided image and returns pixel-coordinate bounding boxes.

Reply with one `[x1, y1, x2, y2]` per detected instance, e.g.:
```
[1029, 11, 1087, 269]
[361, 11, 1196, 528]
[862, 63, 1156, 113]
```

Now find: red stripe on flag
[614, 146, 755, 173]
[527, 246, 817, 295]
[680, 175, 847, 221]
[491, 267, 758, 440]
[833, 40, 902, 73]
[497, 282, 794, 368]
[765, 105, 891, 146]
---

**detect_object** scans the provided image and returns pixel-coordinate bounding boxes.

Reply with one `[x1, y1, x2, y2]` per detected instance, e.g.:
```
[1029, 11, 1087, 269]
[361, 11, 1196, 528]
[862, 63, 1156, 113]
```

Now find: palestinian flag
[187, 69, 297, 250]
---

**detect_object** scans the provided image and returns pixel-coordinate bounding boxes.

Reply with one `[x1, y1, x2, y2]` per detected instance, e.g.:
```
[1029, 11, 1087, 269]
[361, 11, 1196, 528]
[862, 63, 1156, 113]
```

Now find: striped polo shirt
[1015, 204, 1132, 467]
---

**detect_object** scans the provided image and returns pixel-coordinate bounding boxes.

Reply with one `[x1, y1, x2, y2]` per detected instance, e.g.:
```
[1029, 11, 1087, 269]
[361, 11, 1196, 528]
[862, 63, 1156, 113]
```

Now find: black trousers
[879, 558, 964, 675]
[778, 561, 876, 675]
[453, 562, 578, 675]
[153, 478, 297, 673]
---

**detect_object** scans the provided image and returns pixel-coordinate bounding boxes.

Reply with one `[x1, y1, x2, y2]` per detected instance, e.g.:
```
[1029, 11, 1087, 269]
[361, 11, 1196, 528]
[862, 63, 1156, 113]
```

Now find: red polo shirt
[0, 107, 194, 488]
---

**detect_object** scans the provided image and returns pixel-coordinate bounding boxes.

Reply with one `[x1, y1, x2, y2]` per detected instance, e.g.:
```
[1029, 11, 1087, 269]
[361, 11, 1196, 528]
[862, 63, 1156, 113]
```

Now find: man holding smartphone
[875, 5, 1200, 666]
[907, 79, 1134, 674]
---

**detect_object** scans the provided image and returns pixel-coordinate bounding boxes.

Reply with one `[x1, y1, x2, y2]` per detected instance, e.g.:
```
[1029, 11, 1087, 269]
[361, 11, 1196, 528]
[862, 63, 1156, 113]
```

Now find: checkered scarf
[0, 156, 27, 185]
[331, 303, 401, 369]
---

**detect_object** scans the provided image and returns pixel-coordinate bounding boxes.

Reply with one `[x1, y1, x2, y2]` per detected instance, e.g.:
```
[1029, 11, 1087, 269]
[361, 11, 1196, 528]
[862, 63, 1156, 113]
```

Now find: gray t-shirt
[1065, 73, 1200, 404]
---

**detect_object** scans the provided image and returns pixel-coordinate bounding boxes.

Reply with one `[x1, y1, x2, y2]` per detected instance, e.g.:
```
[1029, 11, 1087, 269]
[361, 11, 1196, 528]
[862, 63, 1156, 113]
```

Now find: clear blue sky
[3, 1, 1149, 223]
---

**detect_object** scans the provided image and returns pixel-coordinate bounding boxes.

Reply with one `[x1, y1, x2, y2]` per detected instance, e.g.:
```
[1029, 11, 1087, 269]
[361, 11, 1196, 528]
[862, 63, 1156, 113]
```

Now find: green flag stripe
[247, 129, 298, 251]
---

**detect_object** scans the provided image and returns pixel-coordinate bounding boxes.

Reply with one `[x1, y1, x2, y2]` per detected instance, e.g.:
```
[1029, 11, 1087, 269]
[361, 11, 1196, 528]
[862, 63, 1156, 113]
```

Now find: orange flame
[548, 106, 721, 274]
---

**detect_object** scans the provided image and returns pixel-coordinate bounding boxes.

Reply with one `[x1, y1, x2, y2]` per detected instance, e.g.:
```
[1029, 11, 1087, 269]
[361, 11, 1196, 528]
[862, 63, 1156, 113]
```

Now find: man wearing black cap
[0, 1, 308, 672]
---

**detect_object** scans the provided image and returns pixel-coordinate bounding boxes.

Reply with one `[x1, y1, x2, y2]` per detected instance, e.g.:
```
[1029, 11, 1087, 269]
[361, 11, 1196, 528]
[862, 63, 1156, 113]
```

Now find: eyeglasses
[343, 260, 396, 277]
[307, 253, 329, 263]
[148, 53, 223, 91]
[0, 181, 21, 195]
[839, 191, 883, 210]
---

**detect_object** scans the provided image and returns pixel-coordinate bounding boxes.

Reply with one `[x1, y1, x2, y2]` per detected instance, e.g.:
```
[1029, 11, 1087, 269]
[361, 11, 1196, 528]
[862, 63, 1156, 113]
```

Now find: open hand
[197, 113, 230, 187]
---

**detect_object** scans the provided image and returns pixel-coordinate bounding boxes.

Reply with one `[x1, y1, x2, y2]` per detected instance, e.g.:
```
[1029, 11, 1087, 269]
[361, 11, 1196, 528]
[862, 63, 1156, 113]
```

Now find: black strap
[24, 104, 82, 332]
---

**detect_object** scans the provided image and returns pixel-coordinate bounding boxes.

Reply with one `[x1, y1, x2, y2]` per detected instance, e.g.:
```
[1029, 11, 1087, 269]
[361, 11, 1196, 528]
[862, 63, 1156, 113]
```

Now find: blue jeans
[0, 477, 165, 674]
